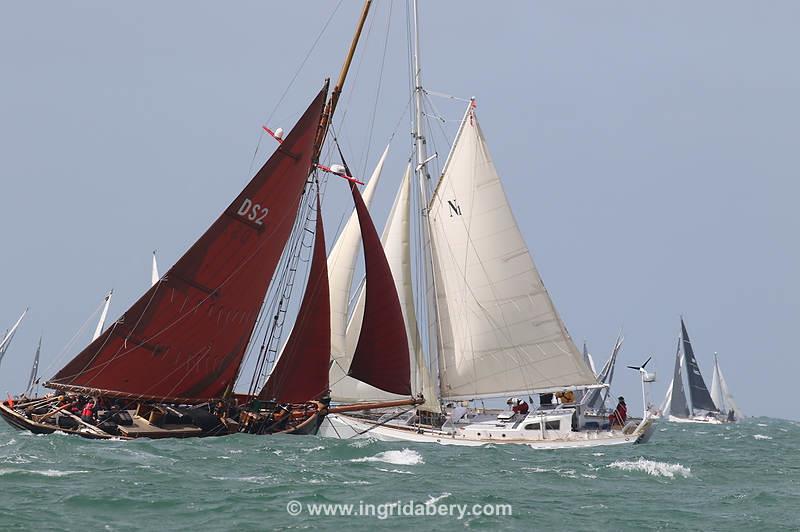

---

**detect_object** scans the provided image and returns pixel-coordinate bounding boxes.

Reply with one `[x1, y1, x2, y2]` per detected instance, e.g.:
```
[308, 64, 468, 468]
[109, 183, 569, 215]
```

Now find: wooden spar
[32, 401, 74, 423]
[327, 397, 423, 414]
[312, 0, 373, 162]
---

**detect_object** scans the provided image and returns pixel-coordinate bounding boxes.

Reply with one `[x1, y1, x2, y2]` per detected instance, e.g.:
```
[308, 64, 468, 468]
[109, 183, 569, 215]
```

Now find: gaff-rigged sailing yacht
[660, 318, 731, 424]
[319, 0, 654, 449]
[0, 87, 331, 439]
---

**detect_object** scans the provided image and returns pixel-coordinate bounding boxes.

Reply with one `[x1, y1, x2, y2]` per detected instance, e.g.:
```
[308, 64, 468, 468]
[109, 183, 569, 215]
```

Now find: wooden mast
[312, 0, 373, 162]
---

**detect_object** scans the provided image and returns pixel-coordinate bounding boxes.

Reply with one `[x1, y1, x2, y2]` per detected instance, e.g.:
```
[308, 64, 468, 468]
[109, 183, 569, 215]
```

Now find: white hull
[320, 412, 656, 450]
[667, 415, 727, 425]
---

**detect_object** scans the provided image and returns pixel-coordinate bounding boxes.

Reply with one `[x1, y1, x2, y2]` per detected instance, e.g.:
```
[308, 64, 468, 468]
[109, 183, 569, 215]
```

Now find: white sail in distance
[327, 146, 389, 393]
[92, 290, 113, 342]
[25, 337, 41, 395]
[0, 308, 28, 365]
[151, 251, 160, 286]
[710, 353, 740, 418]
[427, 106, 597, 400]
[333, 165, 439, 410]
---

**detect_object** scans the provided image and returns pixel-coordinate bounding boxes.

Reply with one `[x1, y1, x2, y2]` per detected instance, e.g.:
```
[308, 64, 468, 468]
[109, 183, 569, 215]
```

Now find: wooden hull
[0, 401, 123, 440]
[1, 398, 326, 440]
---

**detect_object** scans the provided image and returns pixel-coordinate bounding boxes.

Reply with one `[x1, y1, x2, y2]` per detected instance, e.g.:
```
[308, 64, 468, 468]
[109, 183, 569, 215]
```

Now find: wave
[607, 458, 691, 478]
[351, 448, 424, 466]
[753, 434, 773, 440]
[0, 468, 88, 477]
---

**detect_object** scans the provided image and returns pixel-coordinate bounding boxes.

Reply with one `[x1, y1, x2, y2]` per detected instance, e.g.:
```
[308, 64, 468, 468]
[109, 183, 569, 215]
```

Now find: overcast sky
[1, 2, 797, 420]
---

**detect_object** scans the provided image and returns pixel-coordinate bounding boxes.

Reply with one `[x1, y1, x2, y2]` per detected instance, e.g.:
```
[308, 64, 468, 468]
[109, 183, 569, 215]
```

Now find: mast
[313, 0, 373, 162]
[411, 0, 442, 404]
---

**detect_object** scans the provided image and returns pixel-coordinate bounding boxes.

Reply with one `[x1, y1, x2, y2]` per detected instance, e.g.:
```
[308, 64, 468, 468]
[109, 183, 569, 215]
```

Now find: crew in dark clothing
[609, 396, 627, 427]
[513, 399, 529, 416]
[539, 393, 555, 410]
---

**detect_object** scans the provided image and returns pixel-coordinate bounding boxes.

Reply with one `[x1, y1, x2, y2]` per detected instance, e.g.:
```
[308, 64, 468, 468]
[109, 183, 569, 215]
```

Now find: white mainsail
[0, 308, 28, 365]
[710, 353, 739, 418]
[427, 107, 597, 400]
[328, 146, 389, 394]
[332, 165, 438, 409]
[92, 290, 113, 342]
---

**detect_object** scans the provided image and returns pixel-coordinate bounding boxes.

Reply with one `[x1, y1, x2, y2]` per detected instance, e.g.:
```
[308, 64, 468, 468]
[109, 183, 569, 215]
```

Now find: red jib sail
[47, 87, 328, 403]
[258, 192, 330, 403]
[346, 182, 411, 395]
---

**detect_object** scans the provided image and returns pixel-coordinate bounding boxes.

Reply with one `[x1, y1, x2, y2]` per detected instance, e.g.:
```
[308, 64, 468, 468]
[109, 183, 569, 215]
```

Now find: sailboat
[0, 87, 330, 439]
[660, 318, 728, 424]
[0, 1, 417, 440]
[710, 352, 739, 422]
[318, 0, 654, 448]
[0, 309, 27, 370]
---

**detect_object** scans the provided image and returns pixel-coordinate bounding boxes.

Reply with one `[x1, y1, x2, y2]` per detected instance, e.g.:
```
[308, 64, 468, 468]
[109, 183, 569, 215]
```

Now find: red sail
[47, 87, 328, 403]
[346, 183, 411, 395]
[258, 193, 330, 403]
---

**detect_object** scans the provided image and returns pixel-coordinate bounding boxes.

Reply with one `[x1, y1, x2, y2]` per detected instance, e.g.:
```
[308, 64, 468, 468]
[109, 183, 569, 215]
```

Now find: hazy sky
[1, 2, 797, 419]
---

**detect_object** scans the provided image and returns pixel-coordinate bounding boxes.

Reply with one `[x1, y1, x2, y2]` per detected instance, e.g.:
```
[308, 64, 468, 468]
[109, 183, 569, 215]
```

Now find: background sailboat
[661, 318, 728, 424]
[710, 352, 740, 421]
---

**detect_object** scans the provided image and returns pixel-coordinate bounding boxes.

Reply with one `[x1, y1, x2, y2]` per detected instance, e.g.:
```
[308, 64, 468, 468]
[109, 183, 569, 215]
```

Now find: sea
[0, 417, 797, 531]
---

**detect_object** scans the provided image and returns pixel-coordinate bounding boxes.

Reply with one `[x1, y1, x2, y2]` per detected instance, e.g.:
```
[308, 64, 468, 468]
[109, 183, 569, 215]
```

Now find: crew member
[609, 396, 627, 427]
[513, 398, 529, 416]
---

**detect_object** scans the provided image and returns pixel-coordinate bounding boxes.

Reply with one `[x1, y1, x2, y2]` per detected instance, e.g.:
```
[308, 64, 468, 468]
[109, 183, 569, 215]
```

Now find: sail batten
[47, 87, 327, 403]
[428, 106, 596, 399]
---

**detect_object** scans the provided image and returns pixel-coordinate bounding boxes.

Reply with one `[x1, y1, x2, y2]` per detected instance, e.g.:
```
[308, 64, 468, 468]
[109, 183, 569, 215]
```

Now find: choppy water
[0, 417, 798, 530]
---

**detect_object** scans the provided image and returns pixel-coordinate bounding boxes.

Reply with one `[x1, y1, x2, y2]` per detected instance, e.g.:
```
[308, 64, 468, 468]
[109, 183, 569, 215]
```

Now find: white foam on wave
[0, 468, 88, 477]
[425, 492, 451, 505]
[351, 448, 424, 466]
[375, 467, 414, 475]
[757, 423, 768, 427]
[753, 434, 772, 440]
[303, 446, 326, 453]
[607, 458, 691, 478]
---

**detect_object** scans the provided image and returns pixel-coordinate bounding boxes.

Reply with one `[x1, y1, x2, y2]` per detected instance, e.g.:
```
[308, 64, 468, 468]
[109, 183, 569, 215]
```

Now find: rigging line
[38, 297, 108, 378]
[56, 176, 314, 387]
[360, 0, 393, 179]
[335, 1, 377, 135]
[254, 179, 319, 385]
[246, 182, 318, 395]
[249, 0, 344, 175]
[352, 406, 417, 437]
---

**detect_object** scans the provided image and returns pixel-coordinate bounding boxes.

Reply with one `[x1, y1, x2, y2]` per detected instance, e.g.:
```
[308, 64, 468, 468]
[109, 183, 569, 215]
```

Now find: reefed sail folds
[48, 87, 327, 403]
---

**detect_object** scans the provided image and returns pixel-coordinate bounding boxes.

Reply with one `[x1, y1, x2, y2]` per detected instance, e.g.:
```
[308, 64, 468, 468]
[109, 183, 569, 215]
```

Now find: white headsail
[327, 146, 389, 394]
[333, 165, 439, 410]
[710, 353, 740, 419]
[0, 308, 28, 366]
[427, 106, 597, 400]
[92, 290, 113, 342]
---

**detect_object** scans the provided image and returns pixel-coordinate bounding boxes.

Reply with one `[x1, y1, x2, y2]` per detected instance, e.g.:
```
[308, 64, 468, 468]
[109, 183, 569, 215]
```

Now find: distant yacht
[660, 318, 734, 424]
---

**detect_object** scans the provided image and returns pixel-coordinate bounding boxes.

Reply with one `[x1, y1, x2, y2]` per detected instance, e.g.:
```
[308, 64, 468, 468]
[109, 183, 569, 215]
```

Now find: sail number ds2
[237, 198, 269, 227]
